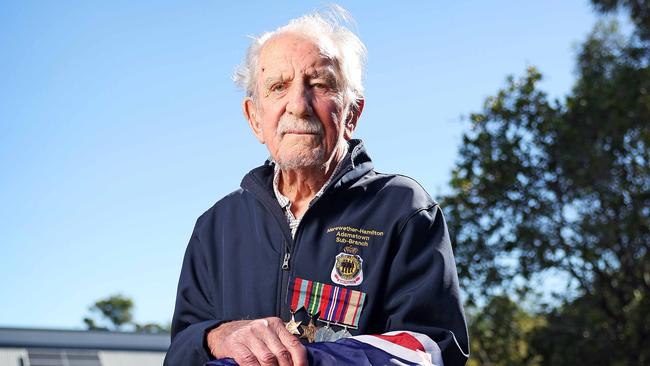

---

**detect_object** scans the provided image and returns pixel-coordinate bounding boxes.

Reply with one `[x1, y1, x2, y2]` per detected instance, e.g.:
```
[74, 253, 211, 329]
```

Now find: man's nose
[286, 84, 312, 117]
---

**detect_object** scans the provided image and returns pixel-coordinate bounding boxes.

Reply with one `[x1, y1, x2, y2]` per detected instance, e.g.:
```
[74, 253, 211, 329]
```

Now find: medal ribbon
[286, 276, 366, 328]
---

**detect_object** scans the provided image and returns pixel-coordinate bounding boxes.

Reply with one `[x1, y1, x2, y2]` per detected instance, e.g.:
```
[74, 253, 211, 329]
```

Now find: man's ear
[243, 97, 265, 144]
[344, 98, 364, 140]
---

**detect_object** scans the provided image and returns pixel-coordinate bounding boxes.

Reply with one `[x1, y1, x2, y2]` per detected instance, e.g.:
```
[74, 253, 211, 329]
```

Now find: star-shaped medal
[285, 314, 302, 336]
[300, 318, 318, 343]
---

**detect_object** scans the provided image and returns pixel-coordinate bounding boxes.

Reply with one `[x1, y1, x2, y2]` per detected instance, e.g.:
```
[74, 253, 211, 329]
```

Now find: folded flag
[204, 330, 443, 366]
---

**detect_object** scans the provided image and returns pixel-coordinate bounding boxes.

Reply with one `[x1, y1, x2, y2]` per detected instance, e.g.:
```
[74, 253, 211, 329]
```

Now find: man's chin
[275, 151, 326, 170]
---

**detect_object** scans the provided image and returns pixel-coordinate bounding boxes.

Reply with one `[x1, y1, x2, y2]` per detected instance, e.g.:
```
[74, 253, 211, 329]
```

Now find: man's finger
[274, 321, 307, 366]
[232, 343, 263, 366]
[244, 330, 284, 366]
[253, 322, 293, 366]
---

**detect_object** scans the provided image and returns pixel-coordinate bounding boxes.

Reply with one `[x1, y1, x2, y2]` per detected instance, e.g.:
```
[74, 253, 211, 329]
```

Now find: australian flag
[205, 331, 443, 366]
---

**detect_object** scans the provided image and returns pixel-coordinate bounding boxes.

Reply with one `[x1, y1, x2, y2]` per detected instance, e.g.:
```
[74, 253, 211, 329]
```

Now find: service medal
[284, 310, 301, 336]
[286, 276, 367, 329]
[332, 327, 352, 341]
[300, 317, 318, 343]
[315, 323, 336, 342]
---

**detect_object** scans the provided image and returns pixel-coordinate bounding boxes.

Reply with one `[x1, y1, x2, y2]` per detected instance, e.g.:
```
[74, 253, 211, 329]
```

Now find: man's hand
[207, 317, 307, 366]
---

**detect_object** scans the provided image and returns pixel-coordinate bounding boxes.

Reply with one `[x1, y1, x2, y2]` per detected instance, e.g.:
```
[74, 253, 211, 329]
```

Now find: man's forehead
[261, 65, 338, 81]
[258, 33, 338, 76]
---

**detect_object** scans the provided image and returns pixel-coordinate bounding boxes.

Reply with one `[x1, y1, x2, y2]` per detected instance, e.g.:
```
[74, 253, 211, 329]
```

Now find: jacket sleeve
[383, 204, 469, 366]
[164, 220, 223, 366]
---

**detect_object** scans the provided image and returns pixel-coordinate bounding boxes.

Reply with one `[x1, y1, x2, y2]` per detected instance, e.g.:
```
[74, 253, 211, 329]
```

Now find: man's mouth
[284, 130, 319, 135]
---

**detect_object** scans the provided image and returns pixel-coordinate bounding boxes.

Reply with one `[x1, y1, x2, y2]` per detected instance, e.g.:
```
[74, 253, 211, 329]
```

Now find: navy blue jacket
[164, 140, 469, 365]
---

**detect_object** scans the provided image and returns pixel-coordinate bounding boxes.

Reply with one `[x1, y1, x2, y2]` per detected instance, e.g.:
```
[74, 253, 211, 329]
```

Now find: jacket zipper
[278, 164, 355, 316]
[282, 250, 291, 270]
[279, 239, 291, 318]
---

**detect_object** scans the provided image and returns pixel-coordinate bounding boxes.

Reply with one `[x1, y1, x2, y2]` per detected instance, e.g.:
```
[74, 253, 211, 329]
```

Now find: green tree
[83, 294, 170, 333]
[467, 296, 544, 366]
[443, 1, 650, 364]
[591, 0, 650, 41]
[84, 294, 134, 331]
[530, 282, 649, 366]
[135, 322, 171, 334]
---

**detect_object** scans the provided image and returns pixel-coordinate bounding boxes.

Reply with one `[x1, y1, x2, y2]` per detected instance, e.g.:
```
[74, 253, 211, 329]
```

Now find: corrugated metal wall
[0, 349, 164, 366]
[27, 349, 101, 366]
[0, 348, 28, 366]
[98, 351, 164, 366]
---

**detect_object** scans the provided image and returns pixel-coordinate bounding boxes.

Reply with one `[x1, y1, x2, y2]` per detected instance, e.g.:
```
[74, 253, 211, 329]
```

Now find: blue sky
[0, 0, 611, 329]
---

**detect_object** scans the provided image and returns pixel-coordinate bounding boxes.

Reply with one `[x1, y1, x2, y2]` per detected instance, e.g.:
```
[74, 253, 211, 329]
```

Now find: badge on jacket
[331, 252, 363, 286]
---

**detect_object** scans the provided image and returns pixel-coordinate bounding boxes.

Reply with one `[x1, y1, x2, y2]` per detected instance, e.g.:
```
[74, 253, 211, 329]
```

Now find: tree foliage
[467, 296, 544, 366]
[592, 0, 650, 41]
[84, 294, 134, 331]
[443, 1, 650, 364]
[83, 294, 169, 334]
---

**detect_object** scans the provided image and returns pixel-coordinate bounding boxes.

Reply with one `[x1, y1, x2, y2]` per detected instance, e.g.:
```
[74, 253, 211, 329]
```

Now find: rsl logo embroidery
[331, 252, 363, 286]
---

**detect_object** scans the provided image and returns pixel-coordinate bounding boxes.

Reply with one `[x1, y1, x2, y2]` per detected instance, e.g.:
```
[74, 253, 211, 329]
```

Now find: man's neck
[278, 143, 347, 216]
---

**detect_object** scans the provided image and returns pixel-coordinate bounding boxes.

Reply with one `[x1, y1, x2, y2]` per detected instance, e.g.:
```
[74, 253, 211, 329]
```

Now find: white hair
[233, 5, 367, 110]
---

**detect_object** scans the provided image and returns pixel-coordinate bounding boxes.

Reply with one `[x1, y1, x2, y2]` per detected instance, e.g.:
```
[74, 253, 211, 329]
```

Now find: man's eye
[311, 83, 329, 90]
[271, 84, 287, 92]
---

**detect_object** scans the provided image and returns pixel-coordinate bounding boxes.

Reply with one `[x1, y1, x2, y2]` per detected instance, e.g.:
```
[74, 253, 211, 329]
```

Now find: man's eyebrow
[261, 68, 338, 90]
[308, 68, 337, 80]
[262, 76, 284, 89]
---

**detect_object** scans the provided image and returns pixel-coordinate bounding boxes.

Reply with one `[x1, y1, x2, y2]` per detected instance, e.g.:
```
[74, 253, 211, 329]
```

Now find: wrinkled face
[244, 33, 357, 170]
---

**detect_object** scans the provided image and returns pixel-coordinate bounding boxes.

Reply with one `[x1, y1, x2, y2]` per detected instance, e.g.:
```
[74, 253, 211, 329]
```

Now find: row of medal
[284, 308, 353, 343]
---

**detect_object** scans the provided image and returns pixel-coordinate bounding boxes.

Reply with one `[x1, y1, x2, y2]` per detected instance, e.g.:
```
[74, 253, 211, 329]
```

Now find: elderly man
[164, 7, 469, 366]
